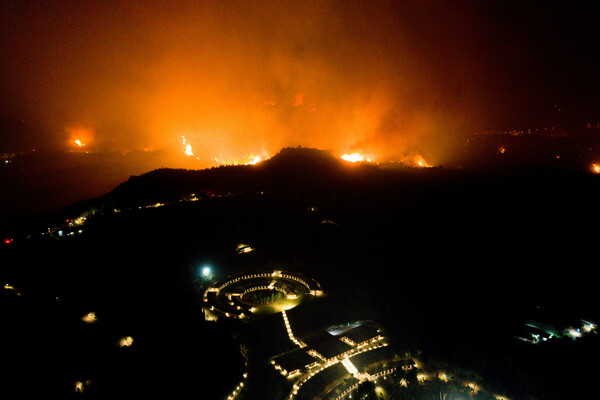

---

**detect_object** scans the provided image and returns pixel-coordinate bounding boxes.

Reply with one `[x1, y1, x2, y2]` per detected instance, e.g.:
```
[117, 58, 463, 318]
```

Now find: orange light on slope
[414, 155, 431, 168]
[341, 153, 365, 162]
[213, 154, 266, 166]
[66, 126, 94, 149]
[247, 155, 262, 165]
[592, 163, 600, 174]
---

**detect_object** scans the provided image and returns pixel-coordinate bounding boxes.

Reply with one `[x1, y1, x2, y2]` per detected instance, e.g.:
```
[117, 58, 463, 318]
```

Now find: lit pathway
[282, 310, 306, 348]
[341, 357, 370, 382]
[286, 337, 389, 400]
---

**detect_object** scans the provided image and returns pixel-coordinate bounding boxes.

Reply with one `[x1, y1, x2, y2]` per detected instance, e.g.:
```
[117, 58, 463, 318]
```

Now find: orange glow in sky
[2, 2, 511, 171]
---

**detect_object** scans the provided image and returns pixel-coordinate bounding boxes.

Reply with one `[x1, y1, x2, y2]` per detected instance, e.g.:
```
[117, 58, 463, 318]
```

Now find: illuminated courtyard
[202, 270, 323, 320]
[205, 270, 417, 400]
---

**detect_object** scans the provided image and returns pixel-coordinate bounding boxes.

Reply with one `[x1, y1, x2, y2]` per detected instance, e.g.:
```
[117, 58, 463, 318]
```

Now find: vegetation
[244, 289, 285, 305]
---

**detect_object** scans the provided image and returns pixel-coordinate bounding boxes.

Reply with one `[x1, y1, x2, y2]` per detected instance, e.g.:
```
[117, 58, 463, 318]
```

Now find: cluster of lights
[81, 312, 97, 324]
[119, 336, 134, 348]
[285, 338, 389, 400]
[333, 360, 404, 399]
[74, 380, 91, 392]
[203, 270, 322, 320]
[565, 320, 596, 339]
[519, 319, 597, 344]
[236, 243, 255, 254]
[4, 283, 21, 296]
[414, 370, 510, 400]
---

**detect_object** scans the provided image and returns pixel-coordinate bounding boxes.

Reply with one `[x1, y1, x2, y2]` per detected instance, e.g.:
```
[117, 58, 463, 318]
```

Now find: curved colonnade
[203, 270, 323, 321]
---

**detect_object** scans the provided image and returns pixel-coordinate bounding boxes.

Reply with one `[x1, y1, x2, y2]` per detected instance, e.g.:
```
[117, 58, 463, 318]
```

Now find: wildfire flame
[414, 155, 431, 168]
[247, 155, 262, 165]
[182, 135, 196, 157]
[66, 126, 93, 149]
[214, 155, 265, 166]
[341, 153, 368, 163]
[591, 163, 600, 174]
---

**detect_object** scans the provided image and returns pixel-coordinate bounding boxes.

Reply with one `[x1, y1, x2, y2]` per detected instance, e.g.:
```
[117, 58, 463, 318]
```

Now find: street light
[199, 265, 214, 282]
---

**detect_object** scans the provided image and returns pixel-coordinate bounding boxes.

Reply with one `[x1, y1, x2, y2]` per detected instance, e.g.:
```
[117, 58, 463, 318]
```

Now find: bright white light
[201, 266, 212, 277]
[582, 320, 596, 332]
[246, 155, 262, 165]
[566, 328, 581, 338]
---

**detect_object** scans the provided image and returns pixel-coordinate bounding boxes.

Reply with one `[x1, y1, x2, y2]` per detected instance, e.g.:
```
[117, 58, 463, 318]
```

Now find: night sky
[1, 1, 599, 221]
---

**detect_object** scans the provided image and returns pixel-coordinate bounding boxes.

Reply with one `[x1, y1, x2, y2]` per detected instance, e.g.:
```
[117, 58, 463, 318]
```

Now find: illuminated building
[202, 270, 323, 321]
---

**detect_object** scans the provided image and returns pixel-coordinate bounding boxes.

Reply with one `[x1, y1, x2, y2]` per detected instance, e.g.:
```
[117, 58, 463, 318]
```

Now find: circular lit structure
[203, 270, 323, 320]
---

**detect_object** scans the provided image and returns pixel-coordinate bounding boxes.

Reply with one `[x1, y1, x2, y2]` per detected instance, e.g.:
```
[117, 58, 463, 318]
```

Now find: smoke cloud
[1, 1, 515, 166]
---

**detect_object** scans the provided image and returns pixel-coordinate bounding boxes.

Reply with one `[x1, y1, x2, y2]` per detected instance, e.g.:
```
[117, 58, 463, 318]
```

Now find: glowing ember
[341, 153, 365, 162]
[182, 135, 194, 156]
[214, 154, 266, 166]
[247, 155, 262, 165]
[399, 153, 431, 168]
[66, 126, 93, 148]
[591, 163, 600, 174]
[414, 155, 431, 168]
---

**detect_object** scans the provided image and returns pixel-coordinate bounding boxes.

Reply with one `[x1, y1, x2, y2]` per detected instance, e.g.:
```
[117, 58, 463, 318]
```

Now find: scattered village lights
[566, 328, 582, 339]
[119, 336, 134, 348]
[74, 380, 91, 392]
[4, 283, 21, 296]
[81, 312, 97, 323]
[582, 320, 596, 332]
[236, 243, 255, 254]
